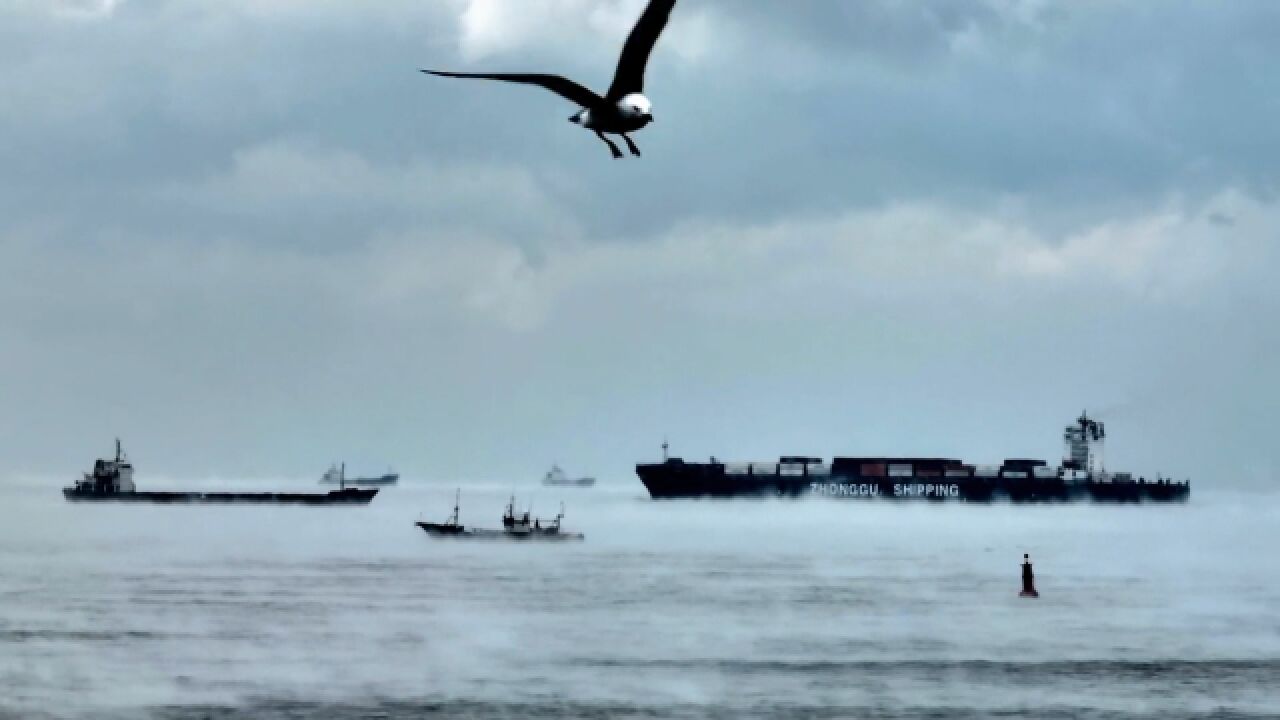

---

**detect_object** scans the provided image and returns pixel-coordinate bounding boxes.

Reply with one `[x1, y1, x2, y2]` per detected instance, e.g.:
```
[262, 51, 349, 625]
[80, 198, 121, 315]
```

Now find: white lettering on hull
[893, 483, 960, 497]
[809, 482, 961, 498]
[810, 482, 880, 497]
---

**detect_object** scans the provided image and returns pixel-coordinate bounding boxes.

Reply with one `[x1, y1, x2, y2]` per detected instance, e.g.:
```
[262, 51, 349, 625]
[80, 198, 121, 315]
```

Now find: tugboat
[542, 464, 595, 487]
[63, 440, 378, 505]
[416, 493, 584, 541]
[320, 462, 398, 486]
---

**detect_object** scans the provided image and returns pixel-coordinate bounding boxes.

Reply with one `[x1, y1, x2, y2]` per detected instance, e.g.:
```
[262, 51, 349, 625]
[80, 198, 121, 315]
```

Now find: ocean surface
[1, 476, 1277, 719]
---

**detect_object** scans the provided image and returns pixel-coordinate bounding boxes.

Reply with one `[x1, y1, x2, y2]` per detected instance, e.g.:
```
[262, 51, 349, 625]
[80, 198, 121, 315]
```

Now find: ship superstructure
[636, 413, 1189, 503]
[67, 438, 136, 495]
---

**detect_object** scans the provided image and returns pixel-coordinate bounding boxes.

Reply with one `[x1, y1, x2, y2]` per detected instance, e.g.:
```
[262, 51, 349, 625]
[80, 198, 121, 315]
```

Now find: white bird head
[617, 93, 654, 123]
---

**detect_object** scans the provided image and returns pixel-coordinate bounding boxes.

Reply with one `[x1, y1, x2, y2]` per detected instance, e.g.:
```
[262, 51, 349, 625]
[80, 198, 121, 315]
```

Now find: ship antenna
[115, 437, 121, 463]
[340, 462, 345, 490]
[662, 437, 669, 462]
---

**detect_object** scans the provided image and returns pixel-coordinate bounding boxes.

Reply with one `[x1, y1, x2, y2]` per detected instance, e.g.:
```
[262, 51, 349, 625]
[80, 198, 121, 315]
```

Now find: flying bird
[421, 0, 677, 159]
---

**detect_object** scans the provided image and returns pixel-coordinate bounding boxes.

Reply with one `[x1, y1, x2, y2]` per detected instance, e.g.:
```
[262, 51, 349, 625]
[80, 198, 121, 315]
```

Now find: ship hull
[636, 462, 1190, 503]
[62, 488, 378, 505]
[320, 474, 398, 486]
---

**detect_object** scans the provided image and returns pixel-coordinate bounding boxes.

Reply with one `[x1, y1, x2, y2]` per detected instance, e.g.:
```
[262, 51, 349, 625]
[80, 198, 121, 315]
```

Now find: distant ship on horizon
[542, 464, 595, 487]
[320, 463, 398, 486]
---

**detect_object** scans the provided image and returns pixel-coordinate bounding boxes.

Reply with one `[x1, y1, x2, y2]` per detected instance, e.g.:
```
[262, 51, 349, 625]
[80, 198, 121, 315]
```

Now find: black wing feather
[606, 0, 677, 101]
[421, 70, 602, 108]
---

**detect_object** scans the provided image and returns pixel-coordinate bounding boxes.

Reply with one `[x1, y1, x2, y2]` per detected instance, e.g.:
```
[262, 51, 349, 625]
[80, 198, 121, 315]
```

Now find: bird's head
[617, 93, 654, 124]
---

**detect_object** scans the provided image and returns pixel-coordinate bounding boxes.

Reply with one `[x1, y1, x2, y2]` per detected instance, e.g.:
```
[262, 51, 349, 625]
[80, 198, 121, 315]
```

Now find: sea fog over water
[1, 476, 1277, 719]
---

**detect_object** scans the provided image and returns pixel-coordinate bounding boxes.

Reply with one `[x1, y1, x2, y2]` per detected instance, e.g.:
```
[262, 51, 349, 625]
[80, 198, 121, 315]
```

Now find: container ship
[636, 413, 1190, 503]
[63, 440, 378, 505]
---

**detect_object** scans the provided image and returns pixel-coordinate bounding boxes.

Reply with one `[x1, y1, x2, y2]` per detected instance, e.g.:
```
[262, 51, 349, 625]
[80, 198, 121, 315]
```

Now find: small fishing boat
[416, 489, 468, 536]
[416, 493, 583, 541]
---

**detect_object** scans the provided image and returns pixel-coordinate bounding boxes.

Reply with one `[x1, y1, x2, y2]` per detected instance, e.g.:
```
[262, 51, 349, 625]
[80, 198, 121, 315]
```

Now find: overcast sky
[2, 0, 1278, 486]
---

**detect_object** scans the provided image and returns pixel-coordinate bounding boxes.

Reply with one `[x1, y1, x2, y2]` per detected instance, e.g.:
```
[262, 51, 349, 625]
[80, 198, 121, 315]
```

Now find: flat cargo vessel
[63, 440, 378, 505]
[637, 413, 1190, 503]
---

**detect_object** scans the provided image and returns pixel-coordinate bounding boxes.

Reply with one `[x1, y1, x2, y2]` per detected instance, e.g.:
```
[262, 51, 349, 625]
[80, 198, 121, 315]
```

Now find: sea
[1, 476, 1277, 719]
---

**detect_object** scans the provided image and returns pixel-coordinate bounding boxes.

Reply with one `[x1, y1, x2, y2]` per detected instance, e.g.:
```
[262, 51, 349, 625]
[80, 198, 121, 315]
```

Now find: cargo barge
[320, 462, 398, 486]
[63, 440, 378, 505]
[636, 413, 1189, 503]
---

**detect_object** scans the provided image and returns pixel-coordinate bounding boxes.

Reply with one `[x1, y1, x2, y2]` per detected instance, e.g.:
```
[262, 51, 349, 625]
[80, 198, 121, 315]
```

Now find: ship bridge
[1064, 411, 1105, 473]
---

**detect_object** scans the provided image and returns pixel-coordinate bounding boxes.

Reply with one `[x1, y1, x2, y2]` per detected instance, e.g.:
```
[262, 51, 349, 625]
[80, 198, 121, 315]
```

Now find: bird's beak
[644, 113, 654, 123]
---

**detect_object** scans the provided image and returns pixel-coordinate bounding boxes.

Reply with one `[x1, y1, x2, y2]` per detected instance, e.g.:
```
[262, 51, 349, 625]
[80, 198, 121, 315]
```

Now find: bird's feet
[623, 135, 642, 157]
[597, 131, 625, 159]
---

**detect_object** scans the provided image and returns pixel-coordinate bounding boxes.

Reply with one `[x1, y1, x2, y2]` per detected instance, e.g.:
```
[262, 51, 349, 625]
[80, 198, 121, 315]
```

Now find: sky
[1, 0, 1278, 486]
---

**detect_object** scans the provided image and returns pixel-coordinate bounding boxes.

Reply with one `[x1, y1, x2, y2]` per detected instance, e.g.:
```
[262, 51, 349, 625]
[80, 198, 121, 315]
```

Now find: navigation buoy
[1020, 553, 1039, 598]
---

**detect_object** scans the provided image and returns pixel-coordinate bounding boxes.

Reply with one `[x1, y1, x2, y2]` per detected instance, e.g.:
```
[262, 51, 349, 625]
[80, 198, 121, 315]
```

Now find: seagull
[421, 0, 677, 159]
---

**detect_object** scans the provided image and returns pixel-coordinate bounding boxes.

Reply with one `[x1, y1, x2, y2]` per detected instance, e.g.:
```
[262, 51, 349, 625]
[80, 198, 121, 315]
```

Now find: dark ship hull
[321, 474, 398, 486]
[63, 487, 378, 505]
[636, 461, 1189, 503]
[416, 521, 468, 536]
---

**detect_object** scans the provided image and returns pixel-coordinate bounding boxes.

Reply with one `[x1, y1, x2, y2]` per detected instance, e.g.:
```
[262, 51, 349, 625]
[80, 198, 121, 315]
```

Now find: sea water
[1, 476, 1277, 719]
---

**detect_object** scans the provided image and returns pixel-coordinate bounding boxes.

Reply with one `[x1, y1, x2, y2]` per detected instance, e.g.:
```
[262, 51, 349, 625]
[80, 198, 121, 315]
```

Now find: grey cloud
[6, 1, 1280, 236]
[0, 1, 1277, 486]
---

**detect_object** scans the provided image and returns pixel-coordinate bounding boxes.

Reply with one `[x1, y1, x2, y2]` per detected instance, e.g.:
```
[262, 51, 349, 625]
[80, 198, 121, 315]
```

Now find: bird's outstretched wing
[420, 70, 602, 108]
[606, 0, 677, 101]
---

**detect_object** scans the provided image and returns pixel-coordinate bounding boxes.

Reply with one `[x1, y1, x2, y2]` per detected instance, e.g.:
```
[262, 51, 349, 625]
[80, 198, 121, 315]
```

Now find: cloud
[455, 0, 714, 65]
[1, 1, 1279, 483]
[157, 140, 582, 247]
[34, 0, 125, 21]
